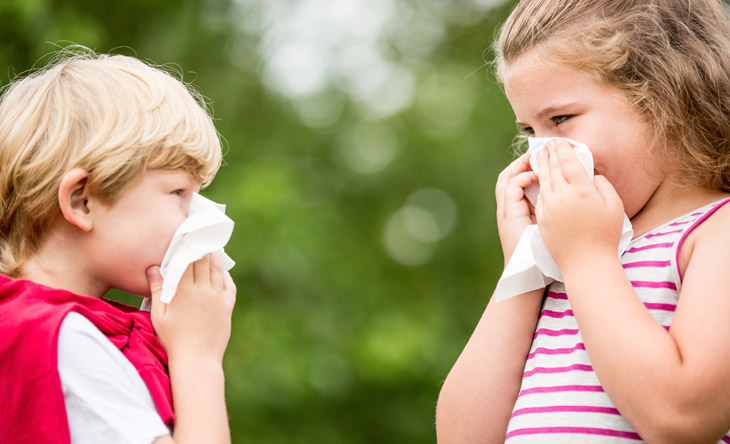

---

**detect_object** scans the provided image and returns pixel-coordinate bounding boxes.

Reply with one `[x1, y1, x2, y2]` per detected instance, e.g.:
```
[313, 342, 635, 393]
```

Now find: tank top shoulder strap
[673, 197, 730, 281]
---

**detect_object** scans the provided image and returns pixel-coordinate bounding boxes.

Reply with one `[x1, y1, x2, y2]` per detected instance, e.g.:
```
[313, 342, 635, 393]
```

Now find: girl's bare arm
[537, 142, 730, 443]
[437, 153, 542, 443]
[436, 288, 542, 443]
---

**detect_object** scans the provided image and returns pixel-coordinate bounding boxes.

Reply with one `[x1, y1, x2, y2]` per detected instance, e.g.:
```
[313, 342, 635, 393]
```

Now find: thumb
[146, 266, 164, 312]
[594, 175, 623, 212]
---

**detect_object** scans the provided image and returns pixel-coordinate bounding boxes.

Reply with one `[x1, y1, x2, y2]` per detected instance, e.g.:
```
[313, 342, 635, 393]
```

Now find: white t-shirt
[57, 312, 171, 444]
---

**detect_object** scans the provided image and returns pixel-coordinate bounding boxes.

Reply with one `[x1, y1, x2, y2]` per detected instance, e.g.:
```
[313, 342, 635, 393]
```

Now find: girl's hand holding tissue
[495, 152, 539, 262]
[536, 140, 625, 271]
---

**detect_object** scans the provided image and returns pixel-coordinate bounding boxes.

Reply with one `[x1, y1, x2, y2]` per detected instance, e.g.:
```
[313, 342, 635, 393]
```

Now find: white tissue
[144, 192, 235, 307]
[524, 138, 593, 206]
[493, 137, 633, 302]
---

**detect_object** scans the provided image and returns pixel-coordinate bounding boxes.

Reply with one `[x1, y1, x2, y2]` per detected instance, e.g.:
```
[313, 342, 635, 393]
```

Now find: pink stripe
[622, 260, 670, 269]
[644, 229, 682, 238]
[676, 197, 730, 282]
[547, 291, 568, 300]
[690, 212, 704, 216]
[644, 302, 676, 312]
[523, 364, 592, 378]
[722, 436, 730, 444]
[506, 427, 642, 440]
[625, 242, 673, 253]
[631, 280, 677, 290]
[534, 328, 580, 339]
[519, 385, 604, 397]
[528, 343, 586, 360]
[511, 405, 620, 418]
[668, 221, 691, 226]
[541, 309, 574, 319]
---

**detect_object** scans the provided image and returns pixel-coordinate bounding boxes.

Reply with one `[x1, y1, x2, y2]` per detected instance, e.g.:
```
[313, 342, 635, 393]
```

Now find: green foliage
[2, 0, 520, 441]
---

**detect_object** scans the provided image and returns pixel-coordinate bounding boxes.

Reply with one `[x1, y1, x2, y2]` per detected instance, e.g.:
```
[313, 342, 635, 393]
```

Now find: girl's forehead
[504, 53, 605, 99]
[503, 47, 572, 83]
[504, 59, 569, 101]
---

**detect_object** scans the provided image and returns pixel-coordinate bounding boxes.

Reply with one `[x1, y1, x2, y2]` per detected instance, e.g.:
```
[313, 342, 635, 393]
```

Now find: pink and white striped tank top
[505, 198, 730, 443]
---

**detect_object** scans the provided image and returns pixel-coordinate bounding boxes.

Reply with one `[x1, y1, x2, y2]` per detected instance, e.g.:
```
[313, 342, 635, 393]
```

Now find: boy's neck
[20, 220, 106, 299]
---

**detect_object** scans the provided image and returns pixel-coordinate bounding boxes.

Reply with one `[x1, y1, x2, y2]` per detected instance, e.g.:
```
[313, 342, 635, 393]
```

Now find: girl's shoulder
[677, 195, 730, 276]
[682, 195, 730, 240]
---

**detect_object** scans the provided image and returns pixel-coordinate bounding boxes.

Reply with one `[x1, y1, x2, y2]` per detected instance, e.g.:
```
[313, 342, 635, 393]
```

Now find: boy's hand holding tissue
[145, 192, 237, 361]
[535, 139, 626, 271]
[147, 253, 236, 362]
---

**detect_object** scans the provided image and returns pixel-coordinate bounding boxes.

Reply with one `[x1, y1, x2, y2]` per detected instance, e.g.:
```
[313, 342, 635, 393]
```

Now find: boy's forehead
[146, 169, 201, 186]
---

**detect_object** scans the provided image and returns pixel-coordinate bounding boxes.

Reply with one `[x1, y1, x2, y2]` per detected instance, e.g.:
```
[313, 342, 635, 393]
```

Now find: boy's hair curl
[494, 0, 730, 192]
[0, 47, 223, 277]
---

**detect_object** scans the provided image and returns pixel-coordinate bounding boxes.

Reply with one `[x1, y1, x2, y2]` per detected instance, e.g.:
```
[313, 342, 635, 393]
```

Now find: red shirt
[0, 275, 174, 444]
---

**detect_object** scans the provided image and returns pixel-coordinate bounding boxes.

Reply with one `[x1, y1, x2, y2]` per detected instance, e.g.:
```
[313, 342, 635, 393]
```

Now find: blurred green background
[0, 0, 520, 442]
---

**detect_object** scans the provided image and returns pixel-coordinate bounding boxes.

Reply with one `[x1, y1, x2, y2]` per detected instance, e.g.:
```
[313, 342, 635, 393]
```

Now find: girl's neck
[630, 181, 730, 238]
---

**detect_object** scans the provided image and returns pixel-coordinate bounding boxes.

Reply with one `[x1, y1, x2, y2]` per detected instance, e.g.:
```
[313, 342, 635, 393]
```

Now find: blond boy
[0, 50, 236, 443]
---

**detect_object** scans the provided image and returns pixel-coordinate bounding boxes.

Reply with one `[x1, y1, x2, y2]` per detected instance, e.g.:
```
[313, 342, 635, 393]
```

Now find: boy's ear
[58, 168, 93, 232]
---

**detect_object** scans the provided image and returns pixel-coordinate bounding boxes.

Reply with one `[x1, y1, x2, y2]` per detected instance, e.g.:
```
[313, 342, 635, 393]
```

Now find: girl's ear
[58, 168, 93, 232]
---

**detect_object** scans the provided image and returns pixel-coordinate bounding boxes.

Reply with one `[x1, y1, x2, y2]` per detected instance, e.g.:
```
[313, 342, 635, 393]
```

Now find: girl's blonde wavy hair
[0, 49, 223, 277]
[494, 0, 730, 192]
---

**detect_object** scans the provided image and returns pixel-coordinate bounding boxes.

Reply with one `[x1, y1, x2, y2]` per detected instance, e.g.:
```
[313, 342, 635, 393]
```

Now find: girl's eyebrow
[535, 102, 577, 119]
[516, 102, 578, 128]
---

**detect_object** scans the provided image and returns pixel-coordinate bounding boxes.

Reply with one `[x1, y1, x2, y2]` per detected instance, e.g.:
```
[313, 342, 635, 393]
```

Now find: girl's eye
[171, 189, 186, 196]
[551, 115, 571, 126]
[520, 126, 535, 136]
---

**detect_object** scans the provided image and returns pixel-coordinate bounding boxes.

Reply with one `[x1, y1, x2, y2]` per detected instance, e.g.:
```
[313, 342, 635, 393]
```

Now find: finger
[594, 175, 624, 212]
[222, 271, 237, 313]
[178, 261, 194, 293]
[505, 152, 533, 176]
[193, 253, 211, 285]
[210, 252, 223, 290]
[497, 152, 532, 201]
[509, 171, 539, 189]
[555, 142, 591, 185]
[504, 171, 538, 210]
[146, 266, 165, 316]
[536, 147, 552, 193]
[497, 153, 532, 190]
[547, 142, 568, 187]
[535, 192, 544, 222]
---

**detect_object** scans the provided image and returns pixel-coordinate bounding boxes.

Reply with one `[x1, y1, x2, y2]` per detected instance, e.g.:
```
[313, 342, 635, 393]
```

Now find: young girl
[437, 1, 730, 442]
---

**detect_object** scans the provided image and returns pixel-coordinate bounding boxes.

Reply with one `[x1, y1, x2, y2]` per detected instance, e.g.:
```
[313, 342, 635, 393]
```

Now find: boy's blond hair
[494, 0, 730, 192]
[0, 49, 223, 277]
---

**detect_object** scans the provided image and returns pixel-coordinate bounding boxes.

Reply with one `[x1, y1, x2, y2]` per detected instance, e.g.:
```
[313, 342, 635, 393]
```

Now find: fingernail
[146, 266, 160, 279]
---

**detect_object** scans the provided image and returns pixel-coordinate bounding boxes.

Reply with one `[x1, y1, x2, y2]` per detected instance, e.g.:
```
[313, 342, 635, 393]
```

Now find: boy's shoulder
[0, 275, 147, 333]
